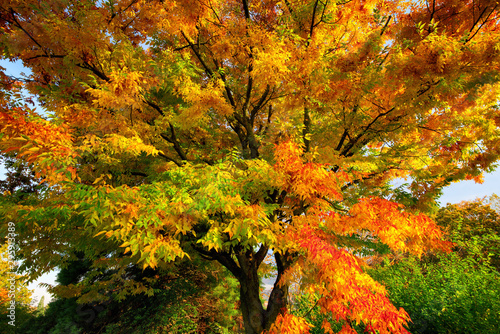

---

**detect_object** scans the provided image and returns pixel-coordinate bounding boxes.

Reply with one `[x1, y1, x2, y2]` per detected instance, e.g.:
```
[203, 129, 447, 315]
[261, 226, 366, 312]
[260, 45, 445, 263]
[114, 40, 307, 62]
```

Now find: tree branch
[341, 107, 395, 156]
[302, 107, 311, 153]
[160, 123, 188, 161]
[181, 30, 214, 77]
[340, 171, 382, 191]
[77, 62, 110, 81]
[158, 152, 182, 167]
[192, 245, 242, 279]
[255, 244, 269, 267]
[242, 0, 251, 20]
[308, 0, 320, 42]
[213, 58, 237, 108]
[145, 100, 165, 116]
[8, 8, 48, 56]
[380, 15, 392, 36]
[335, 129, 348, 151]
[26, 54, 65, 60]
[250, 85, 270, 124]
[466, 5, 497, 43]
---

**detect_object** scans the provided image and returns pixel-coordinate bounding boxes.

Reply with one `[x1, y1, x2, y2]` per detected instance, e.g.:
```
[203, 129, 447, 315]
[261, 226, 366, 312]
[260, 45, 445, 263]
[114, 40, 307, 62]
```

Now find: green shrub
[370, 239, 500, 333]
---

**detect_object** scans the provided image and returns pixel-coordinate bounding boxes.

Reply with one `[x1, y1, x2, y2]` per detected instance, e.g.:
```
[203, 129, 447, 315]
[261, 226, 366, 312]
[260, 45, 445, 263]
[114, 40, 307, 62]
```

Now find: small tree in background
[435, 197, 500, 270]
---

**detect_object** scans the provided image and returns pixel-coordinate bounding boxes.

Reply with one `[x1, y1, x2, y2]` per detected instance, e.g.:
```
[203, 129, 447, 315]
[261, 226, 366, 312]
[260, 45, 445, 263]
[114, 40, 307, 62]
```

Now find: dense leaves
[370, 198, 500, 333]
[2, 0, 500, 333]
[371, 252, 500, 334]
[290, 198, 500, 333]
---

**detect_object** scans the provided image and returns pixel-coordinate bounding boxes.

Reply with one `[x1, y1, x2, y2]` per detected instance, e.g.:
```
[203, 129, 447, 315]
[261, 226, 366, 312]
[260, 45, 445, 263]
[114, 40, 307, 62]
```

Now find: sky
[1, 57, 500, 305]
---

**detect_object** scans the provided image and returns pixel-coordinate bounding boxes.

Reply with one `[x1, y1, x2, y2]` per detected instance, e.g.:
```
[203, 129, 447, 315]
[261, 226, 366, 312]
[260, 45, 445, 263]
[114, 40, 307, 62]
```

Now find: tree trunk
[237, 251, 290, 334]
[239, 271, 265, 334]
[200, 245, 292, 334]
[264, 277, 289, 330]
[238, 269, 289, 334]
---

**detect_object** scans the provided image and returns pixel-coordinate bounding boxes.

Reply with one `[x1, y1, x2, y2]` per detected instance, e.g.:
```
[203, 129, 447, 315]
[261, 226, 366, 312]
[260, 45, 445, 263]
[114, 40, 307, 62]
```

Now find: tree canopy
[1, 0, 500, 333]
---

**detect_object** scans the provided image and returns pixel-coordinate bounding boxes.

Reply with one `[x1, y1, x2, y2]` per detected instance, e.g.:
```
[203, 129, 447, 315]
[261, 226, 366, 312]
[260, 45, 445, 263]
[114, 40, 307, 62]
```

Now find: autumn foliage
[1, 0, 500, 333]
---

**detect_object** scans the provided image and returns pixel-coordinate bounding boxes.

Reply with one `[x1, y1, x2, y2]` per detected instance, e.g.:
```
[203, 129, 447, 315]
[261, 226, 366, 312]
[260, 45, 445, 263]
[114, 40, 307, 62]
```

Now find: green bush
[370, 239, 500, 333]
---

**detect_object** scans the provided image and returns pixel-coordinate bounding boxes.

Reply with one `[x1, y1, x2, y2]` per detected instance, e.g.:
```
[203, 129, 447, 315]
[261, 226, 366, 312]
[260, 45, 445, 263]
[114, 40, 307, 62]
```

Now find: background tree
[434, 197, 500, 269]
[2, 0, 500, 333]
[371, 254, 500, 334]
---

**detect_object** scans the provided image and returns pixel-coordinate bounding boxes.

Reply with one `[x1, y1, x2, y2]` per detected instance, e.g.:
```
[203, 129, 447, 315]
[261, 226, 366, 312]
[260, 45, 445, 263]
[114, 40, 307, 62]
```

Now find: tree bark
[236, 250, 291, 334]
[198, 243, 292, 334]
[238, 275, 290, 334]
[264, 253, 289, 330]
[239, 270, 265, 334]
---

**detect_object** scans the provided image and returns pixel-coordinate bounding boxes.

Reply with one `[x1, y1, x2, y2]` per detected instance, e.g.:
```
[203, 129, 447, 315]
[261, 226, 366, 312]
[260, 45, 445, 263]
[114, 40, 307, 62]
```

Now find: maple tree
[1, 0, 500, 333]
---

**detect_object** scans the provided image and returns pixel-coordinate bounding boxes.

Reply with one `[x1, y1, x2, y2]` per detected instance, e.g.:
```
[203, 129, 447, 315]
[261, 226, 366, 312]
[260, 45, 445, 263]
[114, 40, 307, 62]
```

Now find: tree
[1, 0, 500, 333]
[288, 197, 500, 333]
[435, 196, 500, 269]
[436, 197, 500, 238]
